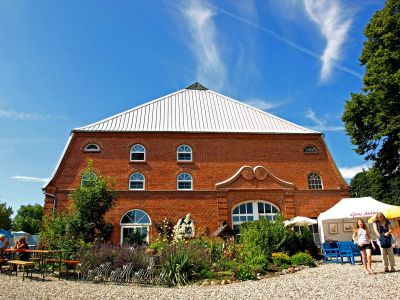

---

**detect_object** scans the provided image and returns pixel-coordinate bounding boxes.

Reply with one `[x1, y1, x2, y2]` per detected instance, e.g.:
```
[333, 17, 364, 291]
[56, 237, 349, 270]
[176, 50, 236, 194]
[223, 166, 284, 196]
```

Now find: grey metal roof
[75, 83, 318, 134]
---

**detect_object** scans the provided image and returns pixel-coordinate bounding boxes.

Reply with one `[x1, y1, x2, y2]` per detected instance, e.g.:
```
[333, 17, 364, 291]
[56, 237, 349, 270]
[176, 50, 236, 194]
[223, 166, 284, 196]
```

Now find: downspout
[43, 192, 57, 217]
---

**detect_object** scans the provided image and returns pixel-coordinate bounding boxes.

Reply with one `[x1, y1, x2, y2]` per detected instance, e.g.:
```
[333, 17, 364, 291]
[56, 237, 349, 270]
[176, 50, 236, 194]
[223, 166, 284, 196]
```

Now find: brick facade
[43, 131, 349, 243]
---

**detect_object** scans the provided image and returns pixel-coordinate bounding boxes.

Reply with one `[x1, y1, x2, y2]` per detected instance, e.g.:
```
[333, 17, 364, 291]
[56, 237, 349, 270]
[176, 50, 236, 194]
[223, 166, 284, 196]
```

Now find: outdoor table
[7, 260, 34, 281]
[4, 249, 64, 281]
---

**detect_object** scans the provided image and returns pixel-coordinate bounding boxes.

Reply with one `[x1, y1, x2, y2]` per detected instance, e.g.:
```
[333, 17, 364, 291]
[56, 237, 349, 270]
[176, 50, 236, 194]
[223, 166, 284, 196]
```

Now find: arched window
[129, 172, 145, 190]
[308, 172, 323, 189]
[80, 171, 97, 187]
[232, 201, 280, 234]
[84, 143, 100, 152]
[177, 173, 192, 190]
[130, 144, 146, 161]
[304, 145, 318, 154]
[177, 144, 192, 161]
[120, 209, 151, 244]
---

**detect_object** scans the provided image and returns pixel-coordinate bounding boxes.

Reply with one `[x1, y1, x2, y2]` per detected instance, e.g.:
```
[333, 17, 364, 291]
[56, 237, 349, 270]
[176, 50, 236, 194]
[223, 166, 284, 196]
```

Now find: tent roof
[0, 229, 13, 238]
[318, 197, 400, 221]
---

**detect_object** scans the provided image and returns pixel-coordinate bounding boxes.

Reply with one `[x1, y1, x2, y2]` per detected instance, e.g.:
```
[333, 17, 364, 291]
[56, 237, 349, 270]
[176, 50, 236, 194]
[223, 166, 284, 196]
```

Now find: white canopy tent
[318, 197, 400, 243]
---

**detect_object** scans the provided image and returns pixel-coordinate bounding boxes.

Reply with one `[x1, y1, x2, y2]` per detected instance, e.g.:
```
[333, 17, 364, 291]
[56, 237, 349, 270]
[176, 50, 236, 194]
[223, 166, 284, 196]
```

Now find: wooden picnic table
[7, 260, 34, 281]
[4, 249, 64, 280]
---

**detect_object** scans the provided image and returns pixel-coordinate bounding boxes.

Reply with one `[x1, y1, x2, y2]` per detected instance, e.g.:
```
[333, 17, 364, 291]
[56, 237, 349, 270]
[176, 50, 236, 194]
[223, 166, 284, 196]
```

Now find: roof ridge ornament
[185, 82, 208, 90]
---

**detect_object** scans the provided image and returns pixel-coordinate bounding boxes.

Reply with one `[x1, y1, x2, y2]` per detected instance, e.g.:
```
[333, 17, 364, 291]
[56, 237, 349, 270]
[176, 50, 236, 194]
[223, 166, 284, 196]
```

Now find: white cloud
[202, 1, 361, 79]
[339, 164, 370, 180]
[305, 109, 344, 132]
[303, 0, 352, 81]
[11, 175, 49, 183]
[181, 0, 226, 89]
[243, 99, 286, 111]
[0, 109, 68, 120]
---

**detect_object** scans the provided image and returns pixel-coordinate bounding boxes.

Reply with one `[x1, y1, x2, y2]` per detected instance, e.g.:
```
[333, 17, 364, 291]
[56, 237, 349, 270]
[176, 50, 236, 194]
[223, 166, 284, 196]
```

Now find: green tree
[350, 167, 400, 206]
[69, 162, 117, 242]
[349, 168, 385, 200]
[342, 0, 400, 177]
[13, 204, 43, 234]
[0, 201, 13, 230]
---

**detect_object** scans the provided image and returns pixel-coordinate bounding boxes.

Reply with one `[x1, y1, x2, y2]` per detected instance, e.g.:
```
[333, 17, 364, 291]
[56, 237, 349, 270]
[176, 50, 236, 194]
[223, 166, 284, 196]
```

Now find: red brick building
[43, 83, 349, 244]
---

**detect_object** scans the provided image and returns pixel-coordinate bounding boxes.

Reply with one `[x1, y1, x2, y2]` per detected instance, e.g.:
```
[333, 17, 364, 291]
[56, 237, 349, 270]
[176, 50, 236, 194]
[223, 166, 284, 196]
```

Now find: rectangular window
[178, 153, 191, 161]
[178, 182, 191, 190]
[130, 182, 144, 190]
[131, 153, 145, 161]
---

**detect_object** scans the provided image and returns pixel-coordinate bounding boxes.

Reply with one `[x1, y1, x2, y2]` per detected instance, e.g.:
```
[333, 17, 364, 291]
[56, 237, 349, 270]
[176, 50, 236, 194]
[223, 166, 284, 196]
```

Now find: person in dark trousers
[373, 213, 395, 272]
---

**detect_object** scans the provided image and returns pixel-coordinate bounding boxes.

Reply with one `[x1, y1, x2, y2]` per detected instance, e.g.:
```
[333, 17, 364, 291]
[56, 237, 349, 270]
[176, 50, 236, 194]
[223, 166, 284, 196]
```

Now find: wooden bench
[7, 260, 34, 281]
[46, 259, 80, 279]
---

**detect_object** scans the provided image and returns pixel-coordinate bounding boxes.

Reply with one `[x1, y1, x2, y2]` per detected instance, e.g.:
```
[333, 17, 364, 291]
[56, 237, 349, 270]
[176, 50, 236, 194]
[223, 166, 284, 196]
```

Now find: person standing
[373, 212, 396, 272]
[353, 219, 376, 274]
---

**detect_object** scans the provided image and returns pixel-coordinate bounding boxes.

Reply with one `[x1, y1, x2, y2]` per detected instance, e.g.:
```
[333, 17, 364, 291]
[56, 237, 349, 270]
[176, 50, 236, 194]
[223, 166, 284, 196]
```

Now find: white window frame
[84, 143, 100, 152]
[308, 172, 323, 189]
[129, 172, 145, 190]
[231, 201, 280, 233]
[177, 172, 193, 190]
[304, 145, 318, 154]
[177, 144, 193, 162]
[130, 144, 146, 162]
[120, 209, 151, 244]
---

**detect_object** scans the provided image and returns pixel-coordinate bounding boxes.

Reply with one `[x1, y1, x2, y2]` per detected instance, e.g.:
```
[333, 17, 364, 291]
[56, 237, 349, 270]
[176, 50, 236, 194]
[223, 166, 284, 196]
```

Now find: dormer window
[304, 145, 318, 154]
[84, 143, 100, 152]
[177, 145, 192, 162]
[130, 144, 146, 161]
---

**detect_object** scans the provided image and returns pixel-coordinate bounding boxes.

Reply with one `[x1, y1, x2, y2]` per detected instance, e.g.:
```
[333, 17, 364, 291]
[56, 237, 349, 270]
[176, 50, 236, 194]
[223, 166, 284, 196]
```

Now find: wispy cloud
[11, 175, 49, 183]
[181, 0, 226, 89]
[303, 0, 353, 81]
[203, 1, 361, 79]
[0, 109, 68, 120]
[243, 99, 286, 111]
[339, 163, 370, 180]
[305, 109, 344, 132]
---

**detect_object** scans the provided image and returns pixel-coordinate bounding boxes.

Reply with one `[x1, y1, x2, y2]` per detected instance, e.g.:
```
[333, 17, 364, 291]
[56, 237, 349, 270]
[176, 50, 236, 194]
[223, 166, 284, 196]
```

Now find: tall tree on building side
[343, 0, 400, 204]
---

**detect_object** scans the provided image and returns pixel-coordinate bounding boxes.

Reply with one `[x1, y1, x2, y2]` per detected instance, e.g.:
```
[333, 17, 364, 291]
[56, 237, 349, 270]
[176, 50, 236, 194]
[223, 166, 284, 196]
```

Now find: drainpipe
[43, 192, 57, 217]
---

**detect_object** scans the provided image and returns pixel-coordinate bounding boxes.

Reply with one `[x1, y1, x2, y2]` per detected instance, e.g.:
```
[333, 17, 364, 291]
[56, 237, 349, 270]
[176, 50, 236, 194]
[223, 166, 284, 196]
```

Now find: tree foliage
[0, 201, 13, 230]
[13, 204, 43, 234]
[342, 0, 400, 177]
[350, 167, 400, 206]
[40, 161, 117, 254]
[68, 162, 117, 243]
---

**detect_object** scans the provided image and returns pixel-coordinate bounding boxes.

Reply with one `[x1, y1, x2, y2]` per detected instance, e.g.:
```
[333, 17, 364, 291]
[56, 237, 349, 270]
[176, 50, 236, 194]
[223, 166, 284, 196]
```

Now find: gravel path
[1, 256, 399, 300]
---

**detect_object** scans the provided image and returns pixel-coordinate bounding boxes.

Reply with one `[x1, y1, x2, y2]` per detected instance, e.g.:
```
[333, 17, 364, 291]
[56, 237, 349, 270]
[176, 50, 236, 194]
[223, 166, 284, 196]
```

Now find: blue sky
[0, 0, 383, 214]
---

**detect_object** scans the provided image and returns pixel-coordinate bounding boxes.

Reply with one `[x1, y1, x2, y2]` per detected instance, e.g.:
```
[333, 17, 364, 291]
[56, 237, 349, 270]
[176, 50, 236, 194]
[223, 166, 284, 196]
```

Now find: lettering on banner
[350, 211, 378, 218]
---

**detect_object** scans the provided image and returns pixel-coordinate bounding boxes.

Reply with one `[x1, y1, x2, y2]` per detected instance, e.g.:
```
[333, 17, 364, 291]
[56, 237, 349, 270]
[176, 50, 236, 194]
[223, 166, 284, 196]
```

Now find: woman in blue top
[373, 212, 395, 272]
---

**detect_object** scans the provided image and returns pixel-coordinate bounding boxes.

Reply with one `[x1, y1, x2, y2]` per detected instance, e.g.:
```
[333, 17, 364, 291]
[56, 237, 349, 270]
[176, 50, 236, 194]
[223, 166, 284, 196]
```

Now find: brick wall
[43, 131, 349, 243]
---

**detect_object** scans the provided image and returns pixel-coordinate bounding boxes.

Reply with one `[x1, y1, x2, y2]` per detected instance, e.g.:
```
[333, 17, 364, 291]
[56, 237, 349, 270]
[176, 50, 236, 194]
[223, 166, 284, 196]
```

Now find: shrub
[290, 252, 316, 267]
[78, 243, 150, 270]
[149, 238, 169, 253]
[239, 218, 291, 261]
[236, 264, 256, 281]
[162, 250, 194, 286]
[189, 237, 223, 262]
[39, 214, 89, 258]
[154, 218, 174, 243]
[272, 252, 291, 268]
